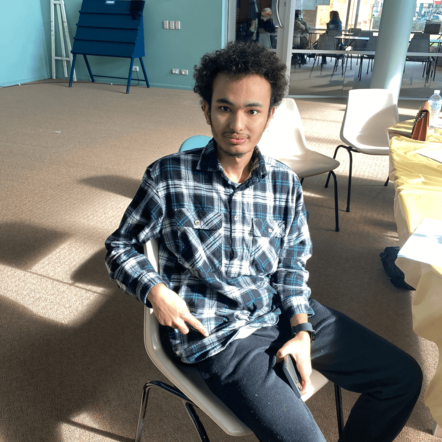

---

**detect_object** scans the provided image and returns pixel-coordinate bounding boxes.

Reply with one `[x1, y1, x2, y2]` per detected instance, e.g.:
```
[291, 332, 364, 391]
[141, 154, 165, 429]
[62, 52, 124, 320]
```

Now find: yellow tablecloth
[389, 125, 442, 428]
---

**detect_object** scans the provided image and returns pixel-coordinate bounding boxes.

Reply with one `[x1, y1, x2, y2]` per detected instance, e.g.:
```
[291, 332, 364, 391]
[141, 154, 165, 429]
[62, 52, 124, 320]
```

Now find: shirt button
[194, 220, 200, 226]
[268, 228, 273, 233]
[234, 215, 239, 220]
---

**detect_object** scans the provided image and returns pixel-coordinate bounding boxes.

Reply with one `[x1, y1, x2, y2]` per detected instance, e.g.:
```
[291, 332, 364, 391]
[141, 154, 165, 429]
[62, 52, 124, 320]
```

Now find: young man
[105, 42, 422, 442]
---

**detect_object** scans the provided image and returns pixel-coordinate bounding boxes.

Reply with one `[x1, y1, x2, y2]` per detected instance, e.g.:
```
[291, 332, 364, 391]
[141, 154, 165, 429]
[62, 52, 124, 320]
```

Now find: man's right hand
[147, 283, 209, 337]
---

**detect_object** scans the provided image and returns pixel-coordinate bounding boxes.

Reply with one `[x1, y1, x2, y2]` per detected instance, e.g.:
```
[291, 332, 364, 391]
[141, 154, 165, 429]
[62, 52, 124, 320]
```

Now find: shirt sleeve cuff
[137, 272, 167, 308]
[281, 296, 315, 319]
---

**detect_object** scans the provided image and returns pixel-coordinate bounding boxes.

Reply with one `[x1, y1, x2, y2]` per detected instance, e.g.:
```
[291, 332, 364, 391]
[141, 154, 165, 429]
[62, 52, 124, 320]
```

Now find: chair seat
[144, 306, 330, 436]
[144, 306, 252, 437]
[277, 150, 340, 179]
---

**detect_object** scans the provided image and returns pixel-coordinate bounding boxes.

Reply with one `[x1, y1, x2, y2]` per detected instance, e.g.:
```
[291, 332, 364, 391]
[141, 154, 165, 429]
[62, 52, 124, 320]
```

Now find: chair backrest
[327, 29, 342, 37]
[179, 135, 211, 152]
[341, 89, 399, 150]
[351, 36, 368, 51]
[143, 239, 252, 437]
[359, 30, 373, 37]
[316, 33, 337, 50]
[349, 27, 361, 35]
[424, 21, 441, 34]
[408, 36, 430, 53]
[365, 35, 378, 51]
[258, 98, 310, 159]
[413, 32, 429, 38]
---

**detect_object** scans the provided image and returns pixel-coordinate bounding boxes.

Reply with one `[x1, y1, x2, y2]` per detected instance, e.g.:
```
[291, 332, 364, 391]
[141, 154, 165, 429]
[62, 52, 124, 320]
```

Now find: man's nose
[229, 111, 245, 133]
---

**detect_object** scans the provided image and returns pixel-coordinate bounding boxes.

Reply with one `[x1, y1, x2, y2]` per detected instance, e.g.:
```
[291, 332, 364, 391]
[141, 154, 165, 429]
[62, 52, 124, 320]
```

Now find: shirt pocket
[250, 218, 285, 274]
[175, 208, 223, 273]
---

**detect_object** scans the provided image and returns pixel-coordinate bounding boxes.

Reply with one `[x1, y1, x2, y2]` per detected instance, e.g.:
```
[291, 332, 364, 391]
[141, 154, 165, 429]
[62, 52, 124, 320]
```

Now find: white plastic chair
[259, 98, 340, 232]
[324, 89, 399, 213]
[134, 238, 344, 441]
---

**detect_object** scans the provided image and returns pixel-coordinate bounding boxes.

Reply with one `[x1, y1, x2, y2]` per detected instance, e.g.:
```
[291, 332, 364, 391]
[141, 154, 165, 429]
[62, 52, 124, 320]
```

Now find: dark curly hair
[193, 41, 288, 111]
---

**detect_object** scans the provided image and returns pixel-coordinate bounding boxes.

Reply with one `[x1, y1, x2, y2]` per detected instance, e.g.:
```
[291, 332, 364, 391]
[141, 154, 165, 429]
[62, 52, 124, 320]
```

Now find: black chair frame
[301, 170, 340, 232]
[324, 145, 389, 213]
[135, 380, 210, 442]
[135, 379, 344, 441]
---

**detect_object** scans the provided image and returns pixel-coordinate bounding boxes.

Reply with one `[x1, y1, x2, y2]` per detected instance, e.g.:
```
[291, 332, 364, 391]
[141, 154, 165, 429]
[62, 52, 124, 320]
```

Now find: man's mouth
[227, 135, 248, 145]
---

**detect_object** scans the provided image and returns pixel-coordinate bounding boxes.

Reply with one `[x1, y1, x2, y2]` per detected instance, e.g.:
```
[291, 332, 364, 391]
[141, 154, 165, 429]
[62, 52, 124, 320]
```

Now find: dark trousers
[197, 299, 422, 442]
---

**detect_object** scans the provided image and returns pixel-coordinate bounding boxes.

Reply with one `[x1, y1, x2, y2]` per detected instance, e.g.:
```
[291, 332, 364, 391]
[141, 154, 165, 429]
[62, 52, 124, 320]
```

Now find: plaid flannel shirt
[105, 139, 313, 363]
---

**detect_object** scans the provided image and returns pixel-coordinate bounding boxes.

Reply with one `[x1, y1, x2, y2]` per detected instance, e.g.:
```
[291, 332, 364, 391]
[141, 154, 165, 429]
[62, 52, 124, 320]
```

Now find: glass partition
[227, 0, 441, 100]
[287, 0, 442, 100]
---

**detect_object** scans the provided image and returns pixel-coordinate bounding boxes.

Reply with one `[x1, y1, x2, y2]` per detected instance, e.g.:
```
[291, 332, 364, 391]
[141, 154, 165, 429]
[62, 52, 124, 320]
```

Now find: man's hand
[148, 283, 209, 337]
[277, 331, 312, 396]
[277, 313, 312, 396]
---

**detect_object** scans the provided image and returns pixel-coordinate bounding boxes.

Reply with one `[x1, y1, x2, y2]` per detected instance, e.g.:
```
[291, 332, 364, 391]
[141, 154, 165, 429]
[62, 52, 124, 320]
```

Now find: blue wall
[1, 0, 226, 90]
[0, 1, 50, 87]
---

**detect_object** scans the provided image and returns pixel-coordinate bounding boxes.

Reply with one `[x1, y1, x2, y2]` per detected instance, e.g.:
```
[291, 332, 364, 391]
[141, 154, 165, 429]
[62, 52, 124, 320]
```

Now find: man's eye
[248, 110, 258, 115]
[220, 106, 230, 112]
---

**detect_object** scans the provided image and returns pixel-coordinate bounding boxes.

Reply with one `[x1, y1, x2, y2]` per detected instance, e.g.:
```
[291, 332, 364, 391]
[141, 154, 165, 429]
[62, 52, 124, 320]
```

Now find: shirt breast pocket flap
[175, 208, 223, 231]
[174, 208, 223, 272]
[252, 218, 285, 239]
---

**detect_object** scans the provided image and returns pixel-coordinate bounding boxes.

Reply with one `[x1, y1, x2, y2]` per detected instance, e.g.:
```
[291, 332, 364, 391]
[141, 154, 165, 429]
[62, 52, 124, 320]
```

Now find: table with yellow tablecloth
[389, 123, 442, 434]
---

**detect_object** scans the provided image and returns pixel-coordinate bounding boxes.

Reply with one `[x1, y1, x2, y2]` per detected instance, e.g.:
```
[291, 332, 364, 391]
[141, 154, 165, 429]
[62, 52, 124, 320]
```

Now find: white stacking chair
[324, 89, 399, 213]
[134, 238, 344, 441]
[259, 98, 340, 232]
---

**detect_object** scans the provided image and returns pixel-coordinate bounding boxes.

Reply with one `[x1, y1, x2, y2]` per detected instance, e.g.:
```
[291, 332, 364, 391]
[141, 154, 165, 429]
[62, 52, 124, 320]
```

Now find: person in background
[294, 10, 310, 65]
[258, 7, 276, 49]
[322, 10, 342, 65]
[327, 10, 342, 31]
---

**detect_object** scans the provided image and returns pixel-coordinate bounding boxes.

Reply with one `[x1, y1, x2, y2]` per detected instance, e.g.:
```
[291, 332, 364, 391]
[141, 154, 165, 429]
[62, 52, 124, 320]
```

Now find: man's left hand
[277, 331, 312, 396]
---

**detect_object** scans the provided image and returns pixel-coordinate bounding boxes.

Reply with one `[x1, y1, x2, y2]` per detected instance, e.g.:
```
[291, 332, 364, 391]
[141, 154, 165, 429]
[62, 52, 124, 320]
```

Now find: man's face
[203, 73, 275, 159]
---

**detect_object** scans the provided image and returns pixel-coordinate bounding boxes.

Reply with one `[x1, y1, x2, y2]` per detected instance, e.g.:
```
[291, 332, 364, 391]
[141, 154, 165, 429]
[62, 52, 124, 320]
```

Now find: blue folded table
[69, 0, 149, 94]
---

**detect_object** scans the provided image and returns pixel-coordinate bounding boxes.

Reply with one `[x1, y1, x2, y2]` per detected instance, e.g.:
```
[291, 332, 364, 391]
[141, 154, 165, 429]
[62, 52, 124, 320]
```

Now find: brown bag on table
[411, 101, 430, 141]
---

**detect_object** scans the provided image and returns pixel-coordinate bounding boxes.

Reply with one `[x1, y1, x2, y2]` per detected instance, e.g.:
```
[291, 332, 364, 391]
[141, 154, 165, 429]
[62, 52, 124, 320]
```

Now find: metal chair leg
[325, 145, 346, 188]
[329, 171, 339, 232]
[346, 148, 353, 213]
[134, 383, 152, 442]
[135, 380, 201, 442]
[300, 178, 304, 185]
[309, 57, 317, 78]
[384, 175, 389, 186]
[184, 402, 210, 442]
[334, 384, 344, 435]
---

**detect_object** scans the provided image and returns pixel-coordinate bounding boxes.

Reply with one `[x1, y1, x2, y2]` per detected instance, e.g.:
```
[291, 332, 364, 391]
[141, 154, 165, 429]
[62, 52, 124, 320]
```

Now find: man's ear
[265, 106, 276, 130]
[202, 101, 211, 126]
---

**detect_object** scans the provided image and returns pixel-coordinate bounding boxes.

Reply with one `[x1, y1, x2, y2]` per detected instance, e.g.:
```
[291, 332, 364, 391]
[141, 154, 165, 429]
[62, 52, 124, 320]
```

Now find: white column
[370, 0, 416, 102]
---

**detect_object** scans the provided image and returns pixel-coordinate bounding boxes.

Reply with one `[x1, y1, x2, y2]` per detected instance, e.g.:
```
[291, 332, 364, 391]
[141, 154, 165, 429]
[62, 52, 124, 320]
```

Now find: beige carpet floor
[0, 80, 439, 442]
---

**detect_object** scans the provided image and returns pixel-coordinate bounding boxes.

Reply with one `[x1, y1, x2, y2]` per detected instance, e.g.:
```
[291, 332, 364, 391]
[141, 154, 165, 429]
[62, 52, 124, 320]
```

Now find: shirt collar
[196, 138, 268, 180]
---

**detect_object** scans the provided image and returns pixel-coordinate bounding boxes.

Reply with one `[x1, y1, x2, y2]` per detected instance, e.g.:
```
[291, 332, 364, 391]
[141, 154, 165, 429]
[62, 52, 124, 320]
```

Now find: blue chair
[179, 135, 211, 152]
